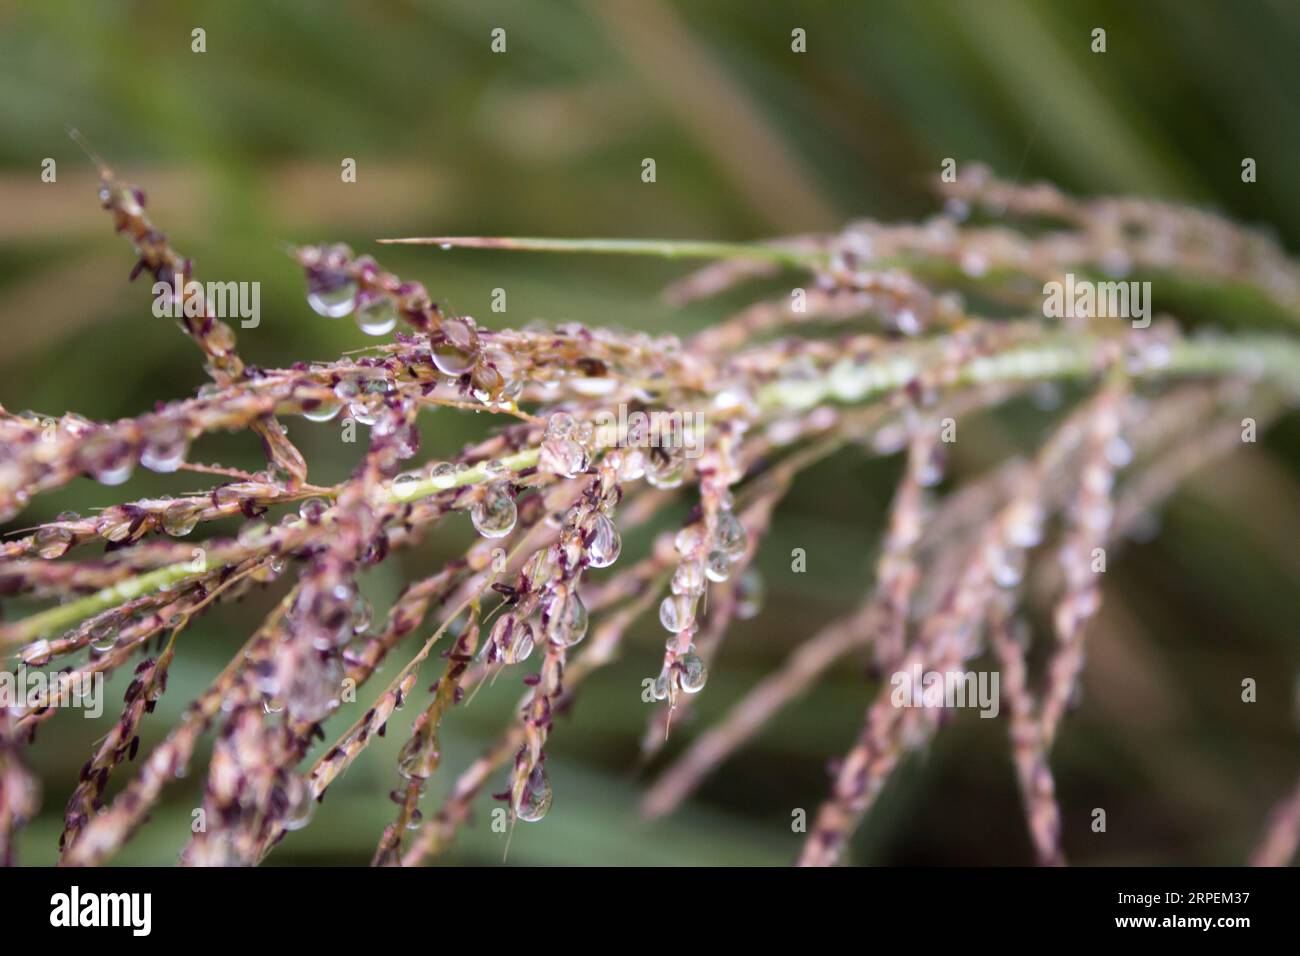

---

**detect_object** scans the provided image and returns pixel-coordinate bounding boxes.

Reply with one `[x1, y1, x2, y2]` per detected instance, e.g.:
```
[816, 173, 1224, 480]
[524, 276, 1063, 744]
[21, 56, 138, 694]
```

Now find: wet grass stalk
[1, 161, 1298, 867]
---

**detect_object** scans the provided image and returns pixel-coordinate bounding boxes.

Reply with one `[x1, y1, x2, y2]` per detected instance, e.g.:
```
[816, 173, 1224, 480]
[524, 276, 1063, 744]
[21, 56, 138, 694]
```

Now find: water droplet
[659, 593, 696, 633]
[545, 591, 589, 647]
[161, 501, 200, 537]
[704, 549, 731, 583]
[307, 280, 358, 318]
[471, 486, 518, 538]
[713, 510, 748, 559]
[349, 402, 379, 426]
[298, 497, 328, 524]
[35, 525, 74, 560]
[523, 547, 560, 591]
[428, 462, 457, 489]
[283, 777, 314, 831]
[652, 671, 672, 701]
[351, 593, 373, 633]
[393, 472, 421, 499]
[545, 412, 576, 440]
[81, 430, 135, 486]
[514, 765, 552, 822]
[671, 561, 705, 595]
[645, 446, 685, 489]
[21, 639, 52, 666]
[483, 458, 506, 478]
[89, 623, 118, 653]
[539, 437, 588, 478]
[140, 423, 190, 473]
[355, 294, 398, 336]
[432, 342, 475, 376]
[302, 397, 342, 422]
[677, 653, 708, 694]
[585, 512, 621, 568]
[398, 735, 437, 780]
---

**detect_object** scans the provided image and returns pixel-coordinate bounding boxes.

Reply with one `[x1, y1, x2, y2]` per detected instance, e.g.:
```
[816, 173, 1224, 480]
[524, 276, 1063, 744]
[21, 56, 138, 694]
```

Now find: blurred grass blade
[376, 235, 823, 268]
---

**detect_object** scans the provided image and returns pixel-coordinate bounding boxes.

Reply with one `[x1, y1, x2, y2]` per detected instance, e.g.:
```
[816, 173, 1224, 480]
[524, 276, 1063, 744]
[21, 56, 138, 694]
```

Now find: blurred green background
[2, 0, 1298, 865]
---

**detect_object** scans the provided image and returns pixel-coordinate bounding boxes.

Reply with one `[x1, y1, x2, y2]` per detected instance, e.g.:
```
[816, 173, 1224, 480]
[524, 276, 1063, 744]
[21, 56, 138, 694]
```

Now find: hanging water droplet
[89, 623, 118, 653]
[349, 402, 379, 426]
[514, 764, 553, 823]
[471, 486, 518, 538]
[432, 342, 475, 376]
[545, 591, 588, 647]
[83, 432, 135, 487]
[161, 501, 200, 537]
[307, 279, 358, 318]
[675, 524, 704, 556]
[652, 670, 672, 701]
[302, 397, 342, 422]
[677, 653, 708, 694]
[506, 619, 535, 664]
[585, 512, 621, 568]
[704, 549, 731, 583]
[545, 412, 576, 440]
[397, 736, 437, 781]
[352, 593, 373, 633]
[283, 776, 314, 831]
[713, 510, 748, 559]
[671, 561, 705, 596]
[659, 593, 696, 633]
[140, 422, 190, 473]
[523, 547, 560, 591]
[539, 437, 588, 478]
[355, 294, 398, 336]
[35, 525, 74, 560]
[645, 446, 685, 489]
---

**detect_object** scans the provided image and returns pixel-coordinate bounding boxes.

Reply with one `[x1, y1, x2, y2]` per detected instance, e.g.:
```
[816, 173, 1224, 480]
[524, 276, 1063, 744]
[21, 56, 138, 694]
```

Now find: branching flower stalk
[1, 159, 1298, 868]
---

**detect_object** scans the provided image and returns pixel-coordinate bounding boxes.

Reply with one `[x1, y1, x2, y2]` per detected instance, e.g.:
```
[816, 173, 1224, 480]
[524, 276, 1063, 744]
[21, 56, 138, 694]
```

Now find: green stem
[375, 236, 823, 270]
[10, 332, 1297, 648]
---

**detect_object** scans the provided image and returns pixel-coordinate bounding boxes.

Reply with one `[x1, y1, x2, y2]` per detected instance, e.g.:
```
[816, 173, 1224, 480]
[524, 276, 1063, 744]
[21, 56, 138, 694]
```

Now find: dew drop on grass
[298, 497, 328, 523]
[704, 549, 731, 583]
[678, 652, 708, 694]
[140, 423, 190, 473]
[302, 398, 342, 422]
[585, 512, 621, 568]
[471, 486, 517, 538]
[659, 593, 696, 633]
[307, 281, 358, 318]
[432, 343, 475, 376]
[514, 765, 553, 823]
[545, 591, 589, 647]
[35, 525, 74, 560]
[161, 501, 200, 537]
[89, 623, 118, 653]
[714, 510, 748, 559]
[355, 294, 398, 336]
